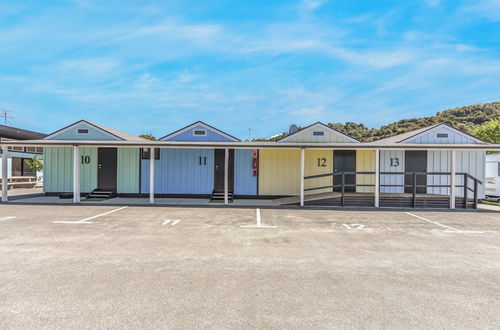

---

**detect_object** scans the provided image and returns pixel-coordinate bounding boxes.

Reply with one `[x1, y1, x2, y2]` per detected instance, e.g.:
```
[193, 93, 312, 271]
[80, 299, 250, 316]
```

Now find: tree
[139, 134, 157, 141]
[472, 118, 500, 144]
[25, 157, 43, 173]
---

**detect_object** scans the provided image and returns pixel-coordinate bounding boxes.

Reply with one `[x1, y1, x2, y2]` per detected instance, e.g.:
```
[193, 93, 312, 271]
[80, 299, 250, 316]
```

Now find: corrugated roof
[277, 122, 359, 142]
[44, 120, 148, 141]
[371, 124, 440, 144]
[370, 123, 487, 144]
[89, 121, 148, 141]
[159, 121, 240, 141]
[0, 124, 46, 140]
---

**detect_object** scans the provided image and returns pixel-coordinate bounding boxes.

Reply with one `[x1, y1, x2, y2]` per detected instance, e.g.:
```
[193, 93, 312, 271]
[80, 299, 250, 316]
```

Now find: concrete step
[275, 192, 342, 205]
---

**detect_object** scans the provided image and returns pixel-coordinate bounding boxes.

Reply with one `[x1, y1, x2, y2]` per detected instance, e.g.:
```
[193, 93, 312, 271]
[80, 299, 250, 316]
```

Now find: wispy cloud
[0, 0, 498, 138]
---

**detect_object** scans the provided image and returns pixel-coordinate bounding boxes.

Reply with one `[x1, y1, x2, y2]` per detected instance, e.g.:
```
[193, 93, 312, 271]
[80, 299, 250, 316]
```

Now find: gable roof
[0, 124, 46, 140]
[277, 122, 359, 143]
[159, 121, 240, 141]
[373, 123, 487, 144]
[44, 120, 147, 141]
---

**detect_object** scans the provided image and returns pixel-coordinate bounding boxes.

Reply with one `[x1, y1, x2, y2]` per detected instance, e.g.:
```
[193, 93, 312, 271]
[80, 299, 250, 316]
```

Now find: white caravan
[485, 153, 500, 201]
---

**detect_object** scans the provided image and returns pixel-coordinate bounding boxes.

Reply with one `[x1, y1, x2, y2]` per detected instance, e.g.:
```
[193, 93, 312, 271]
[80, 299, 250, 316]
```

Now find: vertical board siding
[380, 150, 404, 193]
[456, 151, 485, 199]
[405, 126, 477, 144]
[44, 147, 99, 193]
[48, 123, 118, 141]
[80, 147, 98, 193]
[234, 149, 257, 195]
[117, 148, 139, 193]
[304, 150, 333, 195]
[259, 149, 300, 195]
[141, 149, 214, 194]
[164, 125, 235, 142]
[43, 147, 73, 192]
[356, 150, 375, 193]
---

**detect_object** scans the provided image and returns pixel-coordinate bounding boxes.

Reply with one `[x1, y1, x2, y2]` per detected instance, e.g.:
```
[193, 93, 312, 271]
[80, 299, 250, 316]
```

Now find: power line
[0, 109, 15, 125]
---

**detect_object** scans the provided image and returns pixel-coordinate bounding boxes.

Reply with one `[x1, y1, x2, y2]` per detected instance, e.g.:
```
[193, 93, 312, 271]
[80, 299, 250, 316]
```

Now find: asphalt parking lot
[0, 204, 499, 329]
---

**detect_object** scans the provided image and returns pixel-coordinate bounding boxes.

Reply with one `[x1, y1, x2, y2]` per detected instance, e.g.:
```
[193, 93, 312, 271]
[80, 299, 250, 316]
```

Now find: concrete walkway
[8, 195, 277, 207]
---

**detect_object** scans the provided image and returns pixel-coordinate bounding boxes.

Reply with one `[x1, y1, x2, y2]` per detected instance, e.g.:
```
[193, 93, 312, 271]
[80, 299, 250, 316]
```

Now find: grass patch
[482, 200, 500, 207]
[209, 199, 234, 203]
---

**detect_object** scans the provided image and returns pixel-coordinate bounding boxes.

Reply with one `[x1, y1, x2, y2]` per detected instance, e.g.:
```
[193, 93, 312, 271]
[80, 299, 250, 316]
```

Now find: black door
[98, 148, 117, 190]
[214, 149, 234, 192]
[333, 150, 356, 192]
[404, 151, 427, 194]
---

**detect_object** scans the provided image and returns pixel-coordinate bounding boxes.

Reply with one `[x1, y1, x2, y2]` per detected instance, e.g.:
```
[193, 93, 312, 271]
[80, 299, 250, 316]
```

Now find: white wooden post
[73, 146, 80, 203]
[300, 148, 305, 207]
[2, 145, 8, 202]
[374, 149, 380, 207]
[450, 149, 456, 209]
[224, 148, 229, 205]
[149, 148, 155, 204]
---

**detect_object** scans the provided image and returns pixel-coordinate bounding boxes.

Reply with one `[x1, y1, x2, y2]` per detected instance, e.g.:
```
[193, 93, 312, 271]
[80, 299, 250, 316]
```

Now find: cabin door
[213, 149, 234, 192]
[333, 150, 356, 192]
[404, 151, 427, 194]
[98, 148, 117, 191]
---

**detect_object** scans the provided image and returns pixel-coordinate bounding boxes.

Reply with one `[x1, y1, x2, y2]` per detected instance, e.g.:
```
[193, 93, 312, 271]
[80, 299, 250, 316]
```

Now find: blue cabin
[140, 121, 257, 197]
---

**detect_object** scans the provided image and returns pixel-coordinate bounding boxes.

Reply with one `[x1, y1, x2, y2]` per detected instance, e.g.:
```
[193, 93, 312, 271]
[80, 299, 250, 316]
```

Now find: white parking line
[342, 223, 366, 230]
[0, 216, 16, 222]
[240, 208, 277, 228]
[53, 206, 128, 224]
[405, 212, 484, 234]
[162, 219, 181, 226]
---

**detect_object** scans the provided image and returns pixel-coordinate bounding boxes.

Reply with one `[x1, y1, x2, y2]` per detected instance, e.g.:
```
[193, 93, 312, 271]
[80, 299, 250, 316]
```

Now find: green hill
[258, 102, 500, 142]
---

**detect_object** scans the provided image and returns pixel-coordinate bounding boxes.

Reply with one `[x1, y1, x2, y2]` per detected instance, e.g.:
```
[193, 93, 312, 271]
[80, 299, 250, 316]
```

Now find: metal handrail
[303, 171, 482, 209]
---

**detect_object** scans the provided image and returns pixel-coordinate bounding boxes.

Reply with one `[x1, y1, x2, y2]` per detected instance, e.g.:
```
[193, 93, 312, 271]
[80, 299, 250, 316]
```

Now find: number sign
[390, 157, 400, 167]
[81, 155, 90, 164]
[317, 157, 327, 167]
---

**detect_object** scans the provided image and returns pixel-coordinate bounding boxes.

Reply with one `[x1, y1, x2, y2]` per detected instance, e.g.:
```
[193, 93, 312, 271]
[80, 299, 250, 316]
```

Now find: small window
[8, 146, 24, 152]
[141, 148, 160, 160]
[436, 133, 448, 138]
[77, 129, 89, 134]
[498, 163, 500, 176]
[193, 129, 206, 136]
[312, 131, 324, 136]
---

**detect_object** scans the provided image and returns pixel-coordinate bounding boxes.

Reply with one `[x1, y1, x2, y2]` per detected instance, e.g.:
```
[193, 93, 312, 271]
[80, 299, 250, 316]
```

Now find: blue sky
[0, 0, 499, 139]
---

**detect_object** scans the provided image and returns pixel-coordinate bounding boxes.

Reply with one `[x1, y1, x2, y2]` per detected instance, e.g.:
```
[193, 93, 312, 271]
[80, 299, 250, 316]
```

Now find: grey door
[98, 148, 117, 190]
[214, 149, 234, 192]
[404, 151, 427, 194]
[333, 150, 356, 192]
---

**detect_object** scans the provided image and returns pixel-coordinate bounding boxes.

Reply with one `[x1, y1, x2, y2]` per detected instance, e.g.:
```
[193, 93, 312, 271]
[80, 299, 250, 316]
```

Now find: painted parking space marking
[342, 223, 366, 230]
[162, 219, 181, 226]
[406, 212, 461, 232]
[53, 206, 128, 224]
[240, 208, 277, 228]
[405, 212, 485, 234]
[0, 216, 16, 222]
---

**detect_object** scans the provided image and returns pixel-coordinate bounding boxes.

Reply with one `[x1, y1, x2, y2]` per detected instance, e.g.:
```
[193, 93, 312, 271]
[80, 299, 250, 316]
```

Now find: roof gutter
[0, 140, 499, 150]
